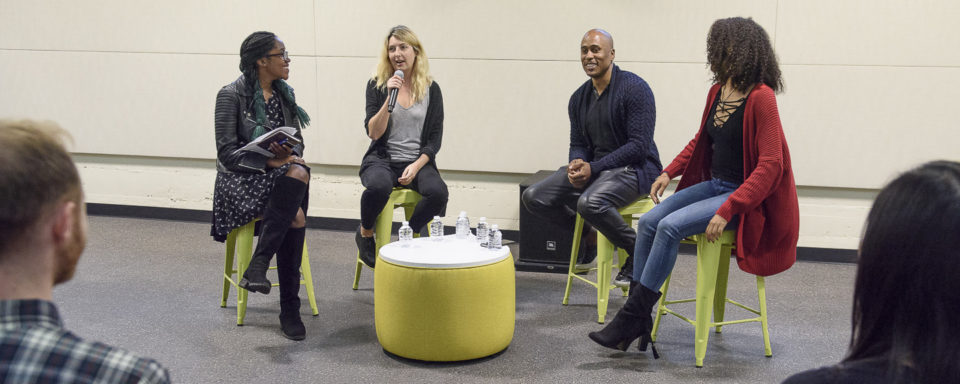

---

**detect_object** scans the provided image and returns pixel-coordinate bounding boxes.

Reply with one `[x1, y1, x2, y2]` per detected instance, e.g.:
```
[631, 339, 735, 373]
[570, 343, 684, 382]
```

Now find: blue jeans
[633, 178, 740, 291]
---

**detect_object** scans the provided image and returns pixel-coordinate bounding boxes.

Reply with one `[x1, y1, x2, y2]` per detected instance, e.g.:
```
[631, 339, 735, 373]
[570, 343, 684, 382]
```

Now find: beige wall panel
[305, 57, 378, 165]
[0, 0, 317, 55]
[776, 0, 960, 66]
[313, 58, 719, 173]
[778, 64, 959, 188]
[314, 57, 576, 171]
[314, 0, 777, 62]
[0, 50, 320, 160]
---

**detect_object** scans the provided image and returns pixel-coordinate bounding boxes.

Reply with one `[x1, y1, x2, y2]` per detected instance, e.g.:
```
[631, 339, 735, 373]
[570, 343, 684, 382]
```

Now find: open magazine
[235, 126, 301, 158]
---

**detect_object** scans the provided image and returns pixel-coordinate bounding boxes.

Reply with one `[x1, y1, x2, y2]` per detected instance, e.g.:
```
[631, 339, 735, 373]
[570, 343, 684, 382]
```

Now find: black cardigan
[361, 79, 443, 173]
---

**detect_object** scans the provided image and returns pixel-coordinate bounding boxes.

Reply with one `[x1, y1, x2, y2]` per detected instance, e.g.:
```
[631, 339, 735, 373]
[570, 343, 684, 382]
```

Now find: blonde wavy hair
[373, 25, 432, 103]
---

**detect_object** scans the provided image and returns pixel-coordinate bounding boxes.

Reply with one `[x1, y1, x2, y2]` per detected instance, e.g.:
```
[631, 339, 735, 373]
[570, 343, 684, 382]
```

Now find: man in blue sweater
[522, 29, 661, 287]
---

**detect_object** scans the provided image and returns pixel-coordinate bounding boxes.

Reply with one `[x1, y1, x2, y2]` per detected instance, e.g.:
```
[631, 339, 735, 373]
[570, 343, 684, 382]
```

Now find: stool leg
[618, 213, 633, 297]
[222, 230, 237, 307]
[694, 236, 722, 367]
[236, 222, 256, 326]
[352, 254, 363, 290]
[403, 204, 416, 235]
[562, 215, 584, 306]
[596, 231, 615, 324]
[651, 274, 672, 342]
[617, 247, 629, 297]
[713, 245, 732, 333]
[300, 245, 319, 316]
[757, 276, 772, 357]
[374, 195, 396, 262]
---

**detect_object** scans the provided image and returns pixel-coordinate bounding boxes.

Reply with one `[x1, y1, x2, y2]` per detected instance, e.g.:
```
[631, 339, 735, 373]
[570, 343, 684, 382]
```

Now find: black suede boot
[588, 282, 662, 357]
[239, 175, 308, 295]
[277, 227, 306, 341]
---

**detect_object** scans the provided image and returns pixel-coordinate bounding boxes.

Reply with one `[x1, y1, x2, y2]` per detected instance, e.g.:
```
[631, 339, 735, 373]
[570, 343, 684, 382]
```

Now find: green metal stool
[221, 219, 319, 326]
[352, 187, 422, 290]
[650, 230, 772, 367]
[562, 197, 656, 323]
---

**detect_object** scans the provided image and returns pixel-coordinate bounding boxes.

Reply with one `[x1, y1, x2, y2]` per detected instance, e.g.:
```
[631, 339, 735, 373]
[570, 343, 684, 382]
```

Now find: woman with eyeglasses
[355, 25, 448, 267]
[211, 31, 311, 340]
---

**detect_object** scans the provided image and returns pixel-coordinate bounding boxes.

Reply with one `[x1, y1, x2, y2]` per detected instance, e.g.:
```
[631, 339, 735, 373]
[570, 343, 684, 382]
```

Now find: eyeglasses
[265, 51, 289, 61]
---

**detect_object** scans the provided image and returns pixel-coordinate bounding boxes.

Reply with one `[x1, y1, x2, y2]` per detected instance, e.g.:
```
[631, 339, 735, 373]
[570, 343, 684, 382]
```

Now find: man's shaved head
[583, 29, 614, 50]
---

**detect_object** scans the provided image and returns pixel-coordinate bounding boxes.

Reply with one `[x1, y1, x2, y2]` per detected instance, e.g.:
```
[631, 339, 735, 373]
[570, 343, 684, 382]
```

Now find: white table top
[378, 235, 511, 268]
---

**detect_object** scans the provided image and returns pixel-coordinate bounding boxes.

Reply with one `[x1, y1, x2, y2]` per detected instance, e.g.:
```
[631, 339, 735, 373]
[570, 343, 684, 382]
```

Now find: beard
[53, 212, 86, 285]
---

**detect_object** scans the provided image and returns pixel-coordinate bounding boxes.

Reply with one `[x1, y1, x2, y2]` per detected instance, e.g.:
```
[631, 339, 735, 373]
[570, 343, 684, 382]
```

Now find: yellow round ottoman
[375, 235, 515, 361]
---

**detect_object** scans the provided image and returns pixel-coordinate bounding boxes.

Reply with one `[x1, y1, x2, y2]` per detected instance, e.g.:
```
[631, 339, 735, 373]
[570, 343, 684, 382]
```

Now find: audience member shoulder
[783, 358, 893, 384]
[67, 331, 171, 383]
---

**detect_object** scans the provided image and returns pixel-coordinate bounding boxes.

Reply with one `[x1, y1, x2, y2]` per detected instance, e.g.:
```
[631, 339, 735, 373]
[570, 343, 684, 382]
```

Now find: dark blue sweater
[568, 64, 662, 193]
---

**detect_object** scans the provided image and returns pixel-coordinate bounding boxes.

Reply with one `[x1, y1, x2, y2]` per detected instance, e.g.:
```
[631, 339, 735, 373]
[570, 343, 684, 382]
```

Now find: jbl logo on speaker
[546, 241, 557, 251]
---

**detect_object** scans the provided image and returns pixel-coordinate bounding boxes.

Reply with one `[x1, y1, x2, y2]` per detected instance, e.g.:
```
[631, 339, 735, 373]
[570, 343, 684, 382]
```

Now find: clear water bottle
[477, 217, 489, 247]
[488, 224, 502, 250]
[398, 221, 413, 243]
[455, 211, 470, 239]
[429, 215, 444, 239]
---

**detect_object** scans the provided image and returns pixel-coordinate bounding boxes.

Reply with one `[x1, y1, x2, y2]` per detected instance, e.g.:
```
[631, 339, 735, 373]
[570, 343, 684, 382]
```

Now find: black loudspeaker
[517, 170, 575, 273]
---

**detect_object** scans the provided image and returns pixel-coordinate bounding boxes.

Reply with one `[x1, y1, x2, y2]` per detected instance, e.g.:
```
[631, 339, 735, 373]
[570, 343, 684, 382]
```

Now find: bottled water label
[399, 221, 413, 244]
[488, 225, 501, 249]
[455, 212, 470, 239]
[430, 216, 443, 240]
[477, 219, 489, 247]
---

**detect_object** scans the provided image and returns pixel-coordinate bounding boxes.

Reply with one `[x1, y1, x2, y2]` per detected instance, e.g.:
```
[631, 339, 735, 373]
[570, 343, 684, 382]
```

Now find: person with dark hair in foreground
[0, 120, 170, 383]
[522, 28, 662, 287]
[784, 161, 960, 383]
[589, 17, 799, 357]
[356, 25, 448, 267]
[212, 31, 312, 340]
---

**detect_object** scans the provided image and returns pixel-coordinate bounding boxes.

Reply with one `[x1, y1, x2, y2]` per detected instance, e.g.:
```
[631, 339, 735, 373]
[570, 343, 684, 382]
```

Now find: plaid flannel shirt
[0, 300, 170, 383]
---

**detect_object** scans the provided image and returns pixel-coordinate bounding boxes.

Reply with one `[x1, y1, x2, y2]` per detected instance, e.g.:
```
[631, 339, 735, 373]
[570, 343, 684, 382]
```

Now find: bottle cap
[479, 217, 487, 221]
[459, 211, 467, 217]
[491, 224, 499, 230]
[402, 221, 409, 225]
[433, 215, 440, 219]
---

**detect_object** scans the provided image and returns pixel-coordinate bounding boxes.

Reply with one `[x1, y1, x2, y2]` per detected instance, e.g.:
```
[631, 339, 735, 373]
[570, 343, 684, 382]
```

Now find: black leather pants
[521, 165, 641, 254]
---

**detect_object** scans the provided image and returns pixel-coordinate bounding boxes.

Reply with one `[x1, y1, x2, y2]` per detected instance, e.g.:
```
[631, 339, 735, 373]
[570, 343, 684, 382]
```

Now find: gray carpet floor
[50, 216, 853, 383]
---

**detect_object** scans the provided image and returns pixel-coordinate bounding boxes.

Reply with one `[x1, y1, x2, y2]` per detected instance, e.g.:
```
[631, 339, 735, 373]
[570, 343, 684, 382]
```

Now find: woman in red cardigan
[590, 17, 799, 356]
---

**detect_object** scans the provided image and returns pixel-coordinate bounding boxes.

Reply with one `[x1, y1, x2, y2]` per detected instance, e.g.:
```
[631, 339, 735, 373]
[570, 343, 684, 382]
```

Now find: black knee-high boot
[239, 175, 308, 294]
[588, 281, 662, 357]
[276, 226, 306, 340]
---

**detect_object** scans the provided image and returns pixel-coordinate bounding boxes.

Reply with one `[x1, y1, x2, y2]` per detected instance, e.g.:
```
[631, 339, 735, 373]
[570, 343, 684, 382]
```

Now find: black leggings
[360, 159, 448, 233]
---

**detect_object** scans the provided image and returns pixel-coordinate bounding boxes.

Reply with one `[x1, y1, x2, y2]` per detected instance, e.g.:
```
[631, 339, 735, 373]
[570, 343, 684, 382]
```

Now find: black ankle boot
[277, 227, 306, 340]
[239, 175, 308, 295]
[588, 282, 661, 356]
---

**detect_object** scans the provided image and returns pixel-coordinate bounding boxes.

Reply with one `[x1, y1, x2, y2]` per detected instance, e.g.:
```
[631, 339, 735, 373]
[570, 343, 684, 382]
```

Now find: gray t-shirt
[386, 91, 430, 163]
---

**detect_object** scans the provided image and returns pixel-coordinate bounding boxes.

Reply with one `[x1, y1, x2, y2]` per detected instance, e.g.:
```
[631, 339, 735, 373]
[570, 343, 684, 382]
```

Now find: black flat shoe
[355, 226, 376, 268]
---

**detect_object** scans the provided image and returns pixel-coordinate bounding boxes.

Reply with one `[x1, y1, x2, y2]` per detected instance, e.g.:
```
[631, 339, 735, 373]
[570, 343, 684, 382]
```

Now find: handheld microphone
[387, 70, 404, 113]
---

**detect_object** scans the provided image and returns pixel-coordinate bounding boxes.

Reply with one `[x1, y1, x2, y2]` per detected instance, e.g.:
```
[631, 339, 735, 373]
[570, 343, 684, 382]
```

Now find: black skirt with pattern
[209, 163, 293, 242]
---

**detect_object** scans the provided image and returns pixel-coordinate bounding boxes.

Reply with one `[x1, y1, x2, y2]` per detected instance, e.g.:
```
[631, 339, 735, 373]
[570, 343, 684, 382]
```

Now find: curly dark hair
[706, 17, 783, 93]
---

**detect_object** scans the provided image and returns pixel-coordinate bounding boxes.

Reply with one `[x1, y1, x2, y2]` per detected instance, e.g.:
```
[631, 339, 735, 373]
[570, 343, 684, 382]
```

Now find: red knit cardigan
[663, 83, 799, 276]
